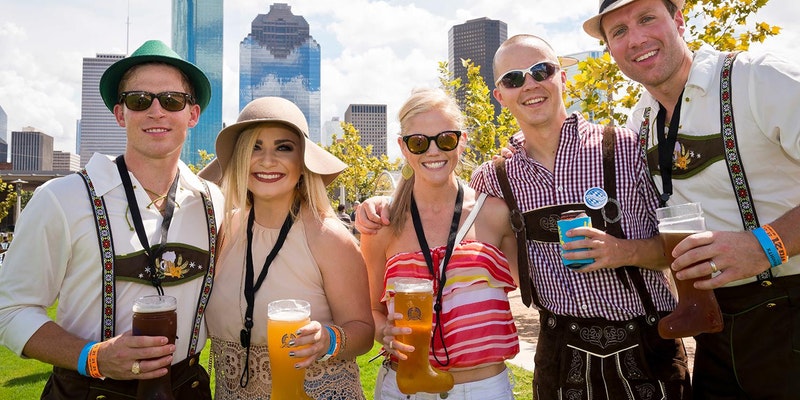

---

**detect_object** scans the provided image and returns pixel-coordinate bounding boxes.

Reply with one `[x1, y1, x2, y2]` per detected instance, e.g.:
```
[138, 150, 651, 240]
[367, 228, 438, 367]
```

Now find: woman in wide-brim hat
[202, 97, 374, 399]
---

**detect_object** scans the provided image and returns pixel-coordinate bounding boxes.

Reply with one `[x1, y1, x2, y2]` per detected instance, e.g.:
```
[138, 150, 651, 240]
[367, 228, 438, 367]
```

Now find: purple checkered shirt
[471, 113, 676, 321]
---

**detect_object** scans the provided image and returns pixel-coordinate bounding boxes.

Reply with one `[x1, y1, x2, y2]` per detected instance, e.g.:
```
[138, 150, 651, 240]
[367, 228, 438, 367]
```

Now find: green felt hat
[99, 40, 211, 112]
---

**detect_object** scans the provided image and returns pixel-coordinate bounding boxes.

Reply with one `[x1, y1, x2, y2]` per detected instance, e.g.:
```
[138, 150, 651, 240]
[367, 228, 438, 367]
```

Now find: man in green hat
[0, 39, 223, 399]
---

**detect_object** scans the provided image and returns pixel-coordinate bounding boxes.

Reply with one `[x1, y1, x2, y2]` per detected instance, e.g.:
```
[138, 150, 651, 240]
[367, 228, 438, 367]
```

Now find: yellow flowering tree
[438, 59, 519, 181]
[325, 122, 398, 205]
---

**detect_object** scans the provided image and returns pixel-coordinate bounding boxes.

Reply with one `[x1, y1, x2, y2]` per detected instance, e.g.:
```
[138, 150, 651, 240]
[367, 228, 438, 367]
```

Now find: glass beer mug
[656, 203, 724, 338]
[393, 278, 454, 395]
[132, 295, 178, 400]
[267, 299, 313, 400]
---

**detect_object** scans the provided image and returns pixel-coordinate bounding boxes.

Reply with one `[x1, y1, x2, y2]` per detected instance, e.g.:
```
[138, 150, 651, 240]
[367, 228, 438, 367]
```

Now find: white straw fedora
[583, 0, 685, 40]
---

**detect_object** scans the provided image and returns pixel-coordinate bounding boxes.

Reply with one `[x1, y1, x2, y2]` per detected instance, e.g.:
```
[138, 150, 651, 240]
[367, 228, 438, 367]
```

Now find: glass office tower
[172, 0, 224, 166]
[79, 54, 126, 167]
[240, 3, 321, 143]
[448, 17, 507, 116]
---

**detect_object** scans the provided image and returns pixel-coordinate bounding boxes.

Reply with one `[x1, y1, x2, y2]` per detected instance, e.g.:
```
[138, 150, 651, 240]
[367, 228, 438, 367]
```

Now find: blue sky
[1, 0, 798, 161]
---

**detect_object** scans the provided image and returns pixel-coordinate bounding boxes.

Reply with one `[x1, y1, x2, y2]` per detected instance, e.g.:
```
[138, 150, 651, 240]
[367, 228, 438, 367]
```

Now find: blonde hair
[220, 123, 335, 240]
[389, 88, 464, 235]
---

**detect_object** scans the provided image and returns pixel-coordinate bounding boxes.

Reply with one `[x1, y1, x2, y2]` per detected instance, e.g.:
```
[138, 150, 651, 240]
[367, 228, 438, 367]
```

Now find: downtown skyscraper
[240, 3, 321, 142]
[78, 53, 126, 167]
[344, 104, 387, 157]
[0, 105, 7, 162]
[448, 17, 507, 115]
[172, 0, 224, 166]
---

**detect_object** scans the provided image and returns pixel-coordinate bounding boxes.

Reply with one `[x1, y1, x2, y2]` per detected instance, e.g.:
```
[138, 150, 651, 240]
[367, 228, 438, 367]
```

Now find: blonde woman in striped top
[360, 88, 520, 400]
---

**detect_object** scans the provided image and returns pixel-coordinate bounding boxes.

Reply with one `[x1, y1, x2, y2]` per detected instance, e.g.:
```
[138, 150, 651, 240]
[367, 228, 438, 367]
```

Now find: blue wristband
[324, 325, 336, 355]
[317, 325, 336, 362]
[77, 341, 97, 377]
[753, 227, 782, 268]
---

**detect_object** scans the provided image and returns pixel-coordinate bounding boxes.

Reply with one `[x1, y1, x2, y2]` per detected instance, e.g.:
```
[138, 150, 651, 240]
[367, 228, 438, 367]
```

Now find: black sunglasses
[402, 130, 461, 155]
[118, 91, 196, 112]
[495, 62, 559, 89]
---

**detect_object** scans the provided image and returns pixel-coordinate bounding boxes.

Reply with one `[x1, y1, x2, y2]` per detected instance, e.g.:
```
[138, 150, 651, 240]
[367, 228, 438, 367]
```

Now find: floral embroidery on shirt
[159, 251, 193, 278]
[672, 141, 700, 170]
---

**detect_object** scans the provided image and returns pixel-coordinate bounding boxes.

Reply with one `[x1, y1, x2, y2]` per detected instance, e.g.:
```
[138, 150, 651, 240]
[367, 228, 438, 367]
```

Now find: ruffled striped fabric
[382, 241, 519, 370]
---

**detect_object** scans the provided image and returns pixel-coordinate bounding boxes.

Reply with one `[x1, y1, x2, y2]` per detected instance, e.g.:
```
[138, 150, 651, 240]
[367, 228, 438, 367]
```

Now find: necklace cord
[409, 182, 464, 366]
[239, 201, 300, 388]
[116, 155, 179, 296]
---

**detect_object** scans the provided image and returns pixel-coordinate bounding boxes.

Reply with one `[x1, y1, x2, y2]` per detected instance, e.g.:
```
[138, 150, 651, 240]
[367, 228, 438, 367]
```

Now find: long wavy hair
[389, 88, 464, 235]
[220, 122, 335, 241]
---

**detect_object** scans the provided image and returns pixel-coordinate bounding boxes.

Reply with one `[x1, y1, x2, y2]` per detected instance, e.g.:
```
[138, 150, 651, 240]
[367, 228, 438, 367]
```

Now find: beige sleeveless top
[206, 210, 364, 399]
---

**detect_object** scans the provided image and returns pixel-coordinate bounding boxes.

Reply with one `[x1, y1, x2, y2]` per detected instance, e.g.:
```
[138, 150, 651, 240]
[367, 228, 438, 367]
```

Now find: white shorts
[374, 363, 515, 400]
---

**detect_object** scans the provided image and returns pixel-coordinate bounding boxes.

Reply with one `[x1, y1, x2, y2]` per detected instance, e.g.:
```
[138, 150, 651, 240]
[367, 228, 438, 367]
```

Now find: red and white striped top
[382, 240, 519, 370]
[471, 113, 676, 321]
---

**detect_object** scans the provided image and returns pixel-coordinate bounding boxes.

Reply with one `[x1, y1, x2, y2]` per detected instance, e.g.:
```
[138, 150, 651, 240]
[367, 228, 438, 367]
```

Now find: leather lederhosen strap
[494, 125, 660, 321]
[42, 354, 211, 400]
[516, 204, 605, 243]
[600, 126, 659, 322]
[494, 157, 536, 308]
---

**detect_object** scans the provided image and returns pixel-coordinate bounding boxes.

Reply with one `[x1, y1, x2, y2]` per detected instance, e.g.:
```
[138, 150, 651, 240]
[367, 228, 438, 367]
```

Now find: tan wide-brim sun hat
[583, 0, 685, 40]
[198, 96, 346, 186]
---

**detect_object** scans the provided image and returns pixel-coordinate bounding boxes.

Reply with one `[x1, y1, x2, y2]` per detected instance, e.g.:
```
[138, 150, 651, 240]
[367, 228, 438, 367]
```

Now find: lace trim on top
[210, 337, 365, 400]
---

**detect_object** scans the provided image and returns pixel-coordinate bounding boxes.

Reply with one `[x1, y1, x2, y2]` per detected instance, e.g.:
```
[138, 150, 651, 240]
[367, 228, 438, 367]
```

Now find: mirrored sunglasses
[402, 130, 461, 155]
[495, 62, 559, 89]
[118, 91, 196, 112]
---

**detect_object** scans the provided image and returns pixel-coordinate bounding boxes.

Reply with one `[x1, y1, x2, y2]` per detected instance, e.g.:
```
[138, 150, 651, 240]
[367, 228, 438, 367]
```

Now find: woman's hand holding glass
[382, 311, 413, 360]
[286, 320, 335, 369]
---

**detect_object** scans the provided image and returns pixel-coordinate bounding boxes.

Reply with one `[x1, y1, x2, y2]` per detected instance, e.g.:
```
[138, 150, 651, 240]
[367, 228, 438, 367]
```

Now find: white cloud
[1, 0, 798, 162]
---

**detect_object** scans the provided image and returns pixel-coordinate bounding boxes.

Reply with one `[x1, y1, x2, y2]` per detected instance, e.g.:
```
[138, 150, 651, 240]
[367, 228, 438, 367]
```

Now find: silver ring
[710, 260, 718, 274]
[131, 360, 141, 375]
[388, 340, 393, 350]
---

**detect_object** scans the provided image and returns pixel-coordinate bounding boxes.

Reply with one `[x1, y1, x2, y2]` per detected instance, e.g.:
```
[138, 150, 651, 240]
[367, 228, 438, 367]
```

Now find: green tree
[567, 0, 780, 126]
[187, 149, 215, 174]
[325, 122, 398, 205]
[0, 180, 17, 223]
[438, 59, 519, 181]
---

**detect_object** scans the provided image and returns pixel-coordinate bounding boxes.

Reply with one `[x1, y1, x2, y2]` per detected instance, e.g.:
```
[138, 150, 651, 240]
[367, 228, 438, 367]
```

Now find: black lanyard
[115, 155, 179, 296]
[655, 90, 685, 207]
[409, 181, 463, 366]
[239, 201, 299, 388]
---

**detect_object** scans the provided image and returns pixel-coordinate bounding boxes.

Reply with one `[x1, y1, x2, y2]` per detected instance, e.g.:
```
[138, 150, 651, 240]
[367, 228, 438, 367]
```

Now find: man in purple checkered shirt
[356, 35, 690, 399]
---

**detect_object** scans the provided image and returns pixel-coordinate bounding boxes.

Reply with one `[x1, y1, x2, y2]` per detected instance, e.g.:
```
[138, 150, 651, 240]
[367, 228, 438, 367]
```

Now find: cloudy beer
[132, 295, 178, 400]
[267, 299, 312, 400]
[393, 278, 453, 395]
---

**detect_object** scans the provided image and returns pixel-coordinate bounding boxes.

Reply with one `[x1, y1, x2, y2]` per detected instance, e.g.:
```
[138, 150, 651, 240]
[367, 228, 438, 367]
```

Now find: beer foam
[133, 295, 177, 313]
[394, 278, 433, 293]
[268, 310, 310, 321]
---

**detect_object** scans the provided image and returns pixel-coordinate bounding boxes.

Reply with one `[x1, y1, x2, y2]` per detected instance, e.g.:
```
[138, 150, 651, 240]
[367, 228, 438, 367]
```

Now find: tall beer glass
[132, 295, 177, 400]
[656, 203, 724, 338]
[267, 299, 312, 400]
[393, 278, 454, 395]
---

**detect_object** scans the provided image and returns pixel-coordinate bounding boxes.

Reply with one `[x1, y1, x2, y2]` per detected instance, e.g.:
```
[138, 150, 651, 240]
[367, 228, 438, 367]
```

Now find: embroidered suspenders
[639, 51, 772, 282]
[78, 170, 218, 354]
[719, 52, 772, 281]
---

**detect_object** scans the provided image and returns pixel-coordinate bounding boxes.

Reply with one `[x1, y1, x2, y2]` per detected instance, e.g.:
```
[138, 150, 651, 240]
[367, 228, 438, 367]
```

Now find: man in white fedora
[585, 0, 800, 398]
